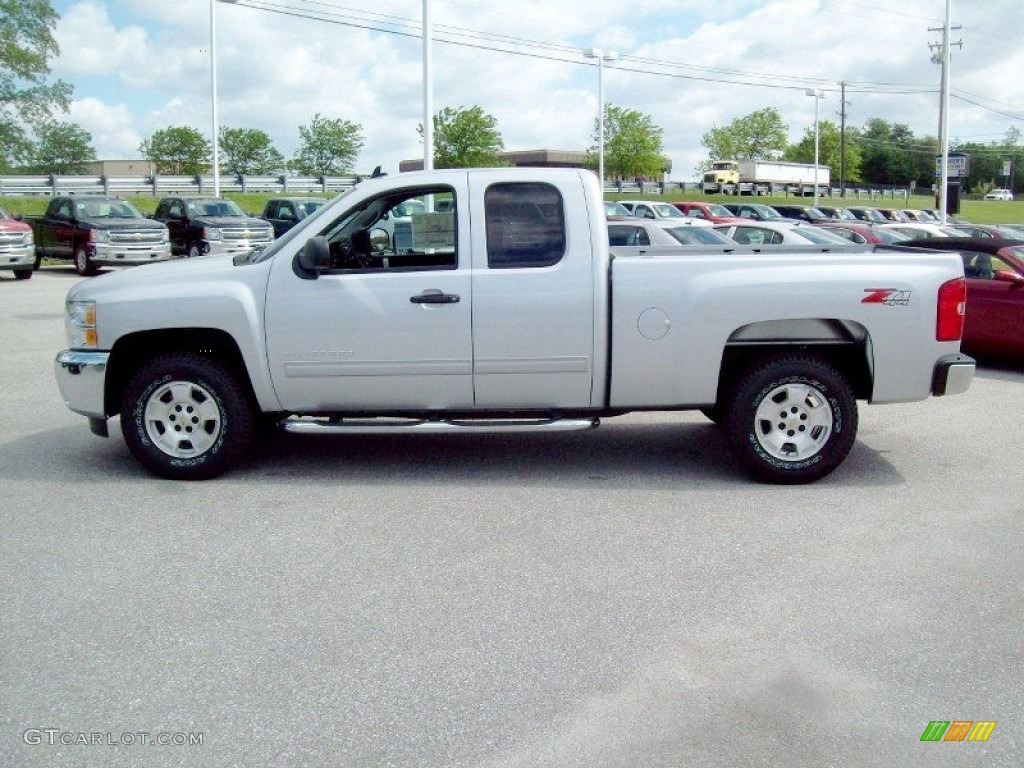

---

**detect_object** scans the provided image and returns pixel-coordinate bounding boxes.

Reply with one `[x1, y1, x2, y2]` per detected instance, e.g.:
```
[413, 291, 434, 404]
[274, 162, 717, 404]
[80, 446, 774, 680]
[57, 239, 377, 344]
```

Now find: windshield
[652, 204, 685, 218]
[872, 228, 910, 244]
[187, 198, 246, 217]
[711, 162, 735, 171]
[76, 199, 144, 219]
[605, 201, 632, 216]
[993, 225, 1024, 239]
[704, 204, 732, 217]
[297, 200, 326, 217]
[751, 205, 783, 220]
[664, 227, 733, 245]
[791, 226, 850, 244]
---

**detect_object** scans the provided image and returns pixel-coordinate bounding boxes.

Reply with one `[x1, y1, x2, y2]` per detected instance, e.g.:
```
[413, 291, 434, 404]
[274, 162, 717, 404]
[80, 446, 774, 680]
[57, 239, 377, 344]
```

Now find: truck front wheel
[74, 245, 97, 276]
[120, 353, 256, 480]
[724, 355, 857, 484]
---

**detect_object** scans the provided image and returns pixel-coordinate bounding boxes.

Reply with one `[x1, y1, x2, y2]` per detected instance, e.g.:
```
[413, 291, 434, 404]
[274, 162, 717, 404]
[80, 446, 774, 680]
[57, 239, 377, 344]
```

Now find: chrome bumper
[90, 242, 171, 266]
[55, 350, 109, 421]
[0, 245, 35, 269]
[932, 353, 975, 396]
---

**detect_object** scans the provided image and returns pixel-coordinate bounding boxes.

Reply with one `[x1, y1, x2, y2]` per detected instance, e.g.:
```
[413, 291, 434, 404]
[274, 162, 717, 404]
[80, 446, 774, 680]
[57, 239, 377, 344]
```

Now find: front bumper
[89, 242, 171, 267]
[932, 353, 975, 396]
[0, 245, 35, 269]
[55, 350, 109, 421]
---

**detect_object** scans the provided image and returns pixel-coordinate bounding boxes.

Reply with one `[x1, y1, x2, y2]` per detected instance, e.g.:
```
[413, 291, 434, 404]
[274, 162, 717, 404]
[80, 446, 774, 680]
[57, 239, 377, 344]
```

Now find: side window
[484, 182, 565, 269]
[608, 225, 649, 247]
[963, 252, 996, 280]
[690, 209, 706, 220]
[319, 186, 456, 272]
[264, 201, 278, 218]
[169, 201, 184, 219]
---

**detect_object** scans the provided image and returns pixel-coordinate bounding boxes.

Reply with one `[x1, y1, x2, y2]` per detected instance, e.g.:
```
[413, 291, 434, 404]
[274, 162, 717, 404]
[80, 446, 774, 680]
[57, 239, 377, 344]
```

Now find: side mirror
[296, 235, 330, 277]
[369, 227, 390, 253]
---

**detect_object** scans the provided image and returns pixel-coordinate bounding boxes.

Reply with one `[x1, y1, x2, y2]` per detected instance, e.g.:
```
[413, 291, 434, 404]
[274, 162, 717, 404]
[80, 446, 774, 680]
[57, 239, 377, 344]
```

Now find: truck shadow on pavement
[2, 418, 906, 488]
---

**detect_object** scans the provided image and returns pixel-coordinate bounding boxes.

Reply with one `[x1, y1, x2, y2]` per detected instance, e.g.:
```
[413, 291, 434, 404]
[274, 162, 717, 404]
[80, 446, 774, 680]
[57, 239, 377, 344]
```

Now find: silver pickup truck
[54, 168, 975, 483]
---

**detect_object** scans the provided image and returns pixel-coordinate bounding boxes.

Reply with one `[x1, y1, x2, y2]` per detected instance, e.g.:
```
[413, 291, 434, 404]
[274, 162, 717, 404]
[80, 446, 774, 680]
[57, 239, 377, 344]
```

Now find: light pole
[584, 48, 618, 189]
[210, 0, 239, 197]
[805, 89, 825, 206]
[423, 0, 433, 172]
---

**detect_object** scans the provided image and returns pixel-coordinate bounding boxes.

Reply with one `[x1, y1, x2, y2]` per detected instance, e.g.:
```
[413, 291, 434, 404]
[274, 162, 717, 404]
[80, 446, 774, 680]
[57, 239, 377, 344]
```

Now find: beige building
[83, 160, 157, 176]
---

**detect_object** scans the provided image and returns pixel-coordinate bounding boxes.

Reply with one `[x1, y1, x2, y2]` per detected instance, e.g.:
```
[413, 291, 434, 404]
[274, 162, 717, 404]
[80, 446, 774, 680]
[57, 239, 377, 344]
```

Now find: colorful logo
[921, 721, 997, 742]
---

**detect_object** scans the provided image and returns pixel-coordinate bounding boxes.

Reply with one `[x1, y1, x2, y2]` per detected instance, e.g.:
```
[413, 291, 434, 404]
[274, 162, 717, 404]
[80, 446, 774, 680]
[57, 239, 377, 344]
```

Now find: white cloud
[50, 0, 1024, 178]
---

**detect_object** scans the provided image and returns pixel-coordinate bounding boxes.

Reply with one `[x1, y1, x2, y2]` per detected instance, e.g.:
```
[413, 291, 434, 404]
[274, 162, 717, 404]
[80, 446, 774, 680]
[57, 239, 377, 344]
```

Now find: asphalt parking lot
[2, 266, 1022, 767]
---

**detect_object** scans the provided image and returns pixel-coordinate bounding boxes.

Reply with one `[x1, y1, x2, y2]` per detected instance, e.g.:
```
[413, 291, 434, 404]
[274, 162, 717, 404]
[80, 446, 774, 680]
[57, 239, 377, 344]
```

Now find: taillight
[936, 277, 966, 341]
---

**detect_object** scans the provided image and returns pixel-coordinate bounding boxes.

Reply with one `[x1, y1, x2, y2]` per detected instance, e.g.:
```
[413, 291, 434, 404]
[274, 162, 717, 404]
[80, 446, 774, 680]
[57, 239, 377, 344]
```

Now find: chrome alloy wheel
[143, 380, 223, 458]
[753, 382, 833, 461]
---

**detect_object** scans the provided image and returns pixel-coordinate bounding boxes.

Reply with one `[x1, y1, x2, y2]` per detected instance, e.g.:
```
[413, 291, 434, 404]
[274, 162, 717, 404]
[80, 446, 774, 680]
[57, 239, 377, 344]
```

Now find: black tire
[700, 405, 723, 424]
[74, 245, 97, 276]
[120, 353, 256, 480]
[724, 355, 857, 484]
[33, 253, 41, 270]
[13, 268, 32, 280]
[187, 243, 202, 259]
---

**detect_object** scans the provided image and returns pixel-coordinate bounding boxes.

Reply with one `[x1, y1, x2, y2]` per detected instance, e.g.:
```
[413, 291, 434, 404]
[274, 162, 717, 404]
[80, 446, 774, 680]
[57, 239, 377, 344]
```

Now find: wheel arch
[104, 328, 257, 417]
[712, 319, 874, 406]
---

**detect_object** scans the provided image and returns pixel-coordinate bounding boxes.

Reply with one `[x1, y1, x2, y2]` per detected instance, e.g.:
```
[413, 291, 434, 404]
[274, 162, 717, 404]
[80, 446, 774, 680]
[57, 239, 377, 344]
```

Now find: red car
[900, 238, 1024, 362]
[670, 201, 745, 224]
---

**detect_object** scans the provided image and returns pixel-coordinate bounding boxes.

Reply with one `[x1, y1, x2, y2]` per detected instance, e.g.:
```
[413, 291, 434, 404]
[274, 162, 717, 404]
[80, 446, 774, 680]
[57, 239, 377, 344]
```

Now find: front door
[265, 179, 474, 411]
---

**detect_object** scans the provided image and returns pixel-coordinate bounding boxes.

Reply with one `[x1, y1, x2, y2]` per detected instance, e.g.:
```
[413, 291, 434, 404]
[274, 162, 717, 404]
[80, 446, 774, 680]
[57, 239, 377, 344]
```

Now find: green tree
[292, 113, 363, 176]
[854, 119, 919, 186]
[784, 119, 862, 184]
[139, 126, 211, 175]
[419, 105, 505, 168]
[0, 0, 73, 170]
[218, 126, 285, 176]
[699, 107, 788, 172]
[33, 120, 96, 174]
[587, 104, 666, 180]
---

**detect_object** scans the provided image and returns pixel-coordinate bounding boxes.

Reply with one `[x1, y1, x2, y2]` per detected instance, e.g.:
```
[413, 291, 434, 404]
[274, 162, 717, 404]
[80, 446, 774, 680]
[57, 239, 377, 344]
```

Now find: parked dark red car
[900, 238, 1024, 362]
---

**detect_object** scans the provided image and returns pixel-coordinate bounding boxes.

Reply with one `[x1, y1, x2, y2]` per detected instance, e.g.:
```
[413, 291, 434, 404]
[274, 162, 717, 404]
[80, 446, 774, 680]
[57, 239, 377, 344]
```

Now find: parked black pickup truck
[261, 197, 327, 237]
[28, 195, 171, 276]
[152, 196, 274, 258]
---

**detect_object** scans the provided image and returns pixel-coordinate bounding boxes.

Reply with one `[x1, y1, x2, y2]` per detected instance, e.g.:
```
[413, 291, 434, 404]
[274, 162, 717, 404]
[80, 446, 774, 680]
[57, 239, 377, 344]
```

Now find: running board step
[281, 417, 600, 435]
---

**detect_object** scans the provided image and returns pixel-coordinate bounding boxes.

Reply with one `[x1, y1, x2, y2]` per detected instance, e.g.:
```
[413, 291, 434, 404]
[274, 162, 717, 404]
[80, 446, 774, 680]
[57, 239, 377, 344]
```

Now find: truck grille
[221, 226, 272, 244]
[109, 230, 164, 247]
[0, 231, 29, 247]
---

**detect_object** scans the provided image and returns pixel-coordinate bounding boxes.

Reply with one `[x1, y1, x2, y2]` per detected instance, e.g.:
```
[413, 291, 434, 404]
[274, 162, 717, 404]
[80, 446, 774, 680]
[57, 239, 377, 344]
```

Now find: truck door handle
[410, 290, 460, 304]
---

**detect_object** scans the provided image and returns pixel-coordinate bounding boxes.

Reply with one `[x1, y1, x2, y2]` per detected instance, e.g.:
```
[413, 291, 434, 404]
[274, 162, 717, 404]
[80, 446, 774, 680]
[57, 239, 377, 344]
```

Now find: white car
[616, 200, 688, 220]
[875, 222, 963, 239]
[713, 221, 852, 246]
[901, 209, 939, 222]
[984, 189, 1013, 201]
[609, 217, 732, 247]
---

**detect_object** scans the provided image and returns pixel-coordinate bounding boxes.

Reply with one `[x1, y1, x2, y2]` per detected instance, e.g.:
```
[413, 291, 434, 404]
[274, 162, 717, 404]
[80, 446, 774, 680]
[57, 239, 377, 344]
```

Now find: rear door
[467, 172, 597, 408]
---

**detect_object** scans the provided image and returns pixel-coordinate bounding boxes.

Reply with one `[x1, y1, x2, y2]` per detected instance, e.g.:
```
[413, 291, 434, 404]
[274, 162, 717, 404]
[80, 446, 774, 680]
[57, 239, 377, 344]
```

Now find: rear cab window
[484, 182, 566, 269]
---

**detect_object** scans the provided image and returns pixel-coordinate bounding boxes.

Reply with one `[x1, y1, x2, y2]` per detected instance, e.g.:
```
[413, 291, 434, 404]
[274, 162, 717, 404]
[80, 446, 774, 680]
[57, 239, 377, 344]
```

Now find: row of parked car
[0, 194, 327, 278]
[605, 199, 1024, 363]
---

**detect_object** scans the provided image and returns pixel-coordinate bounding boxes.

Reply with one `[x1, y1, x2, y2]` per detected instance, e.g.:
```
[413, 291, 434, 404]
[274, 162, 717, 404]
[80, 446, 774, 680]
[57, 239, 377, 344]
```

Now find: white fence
[0, 173, 360, 197]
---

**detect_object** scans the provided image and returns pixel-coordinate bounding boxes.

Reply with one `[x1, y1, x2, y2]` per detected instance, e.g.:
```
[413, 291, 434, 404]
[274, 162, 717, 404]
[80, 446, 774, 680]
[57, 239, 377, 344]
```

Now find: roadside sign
[935, 153, 969, 178]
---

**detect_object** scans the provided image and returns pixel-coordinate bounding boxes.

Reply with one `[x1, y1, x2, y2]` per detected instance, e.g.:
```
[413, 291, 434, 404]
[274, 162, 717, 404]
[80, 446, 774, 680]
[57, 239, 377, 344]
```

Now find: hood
[193, 216, 269, 229]
[84, 218, 167, 232]
[67, 253, 262, 303]
[0, 219, 32, 232]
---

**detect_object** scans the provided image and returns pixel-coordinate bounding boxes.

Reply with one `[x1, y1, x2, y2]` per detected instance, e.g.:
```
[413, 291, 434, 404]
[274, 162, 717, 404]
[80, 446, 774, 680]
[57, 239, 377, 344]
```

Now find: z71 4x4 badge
[862, 288, 911, 306]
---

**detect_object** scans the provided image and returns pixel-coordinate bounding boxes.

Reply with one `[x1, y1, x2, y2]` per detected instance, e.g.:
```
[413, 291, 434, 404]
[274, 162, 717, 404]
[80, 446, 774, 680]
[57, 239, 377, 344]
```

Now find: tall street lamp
[805, 88, 825, 206]
[211, 0, 239, 197]
[584, 48, 618, 188]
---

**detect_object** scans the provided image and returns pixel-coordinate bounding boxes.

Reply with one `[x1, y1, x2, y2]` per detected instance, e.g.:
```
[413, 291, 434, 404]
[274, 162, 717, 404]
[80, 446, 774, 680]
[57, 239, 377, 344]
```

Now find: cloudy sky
[49, 0, 1023, 179]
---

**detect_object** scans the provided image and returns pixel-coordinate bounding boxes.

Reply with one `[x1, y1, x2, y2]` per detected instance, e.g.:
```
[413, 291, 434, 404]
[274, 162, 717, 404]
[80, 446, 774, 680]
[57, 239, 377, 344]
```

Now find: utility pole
[928, 1, 962, 222]
[838, 81, 849, 196]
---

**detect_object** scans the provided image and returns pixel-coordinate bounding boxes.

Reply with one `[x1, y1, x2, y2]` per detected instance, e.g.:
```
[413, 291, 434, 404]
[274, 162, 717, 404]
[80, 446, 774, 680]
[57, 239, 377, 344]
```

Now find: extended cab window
[318, 186, 456, 272]
[485, 183, 565, 269]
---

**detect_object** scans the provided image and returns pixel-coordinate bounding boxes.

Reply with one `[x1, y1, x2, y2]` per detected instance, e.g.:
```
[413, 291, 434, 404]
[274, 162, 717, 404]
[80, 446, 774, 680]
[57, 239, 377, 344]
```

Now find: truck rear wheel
[724, 354, 857, 484]
[13, 268, 32, 280]
[74, 245, 97, 276]
[120, 353, 256, 480]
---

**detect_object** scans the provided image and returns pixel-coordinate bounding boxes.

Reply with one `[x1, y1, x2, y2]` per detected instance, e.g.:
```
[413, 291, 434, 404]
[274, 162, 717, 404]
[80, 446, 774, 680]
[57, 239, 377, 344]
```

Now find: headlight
[25, 229, 34, 244]
[159, 228, 169, 242]
[90, 229, 111, 244]
[265, 227, 275, 240]
[67, 300, 98, 349]
[202, 227, 222, 241]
